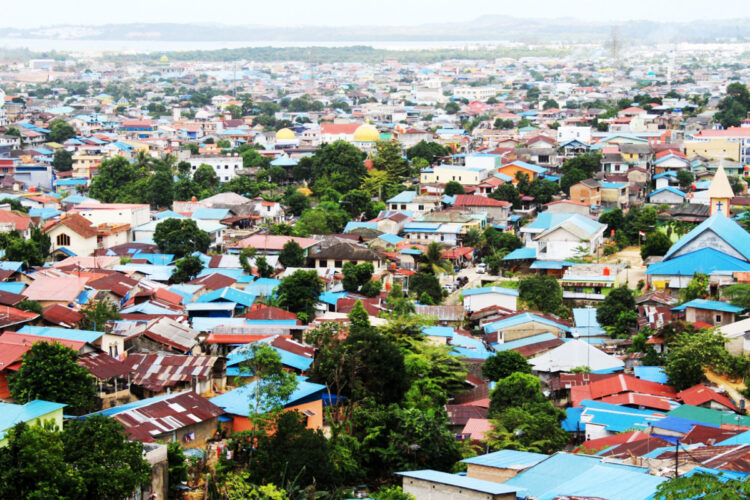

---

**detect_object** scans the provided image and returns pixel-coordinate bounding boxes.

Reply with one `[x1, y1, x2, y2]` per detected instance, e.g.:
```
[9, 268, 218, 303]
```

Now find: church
[646, 165, 750, 294]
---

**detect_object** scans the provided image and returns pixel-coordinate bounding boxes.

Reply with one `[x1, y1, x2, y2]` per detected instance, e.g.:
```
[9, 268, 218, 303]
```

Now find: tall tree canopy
[153, 218, 211, 257]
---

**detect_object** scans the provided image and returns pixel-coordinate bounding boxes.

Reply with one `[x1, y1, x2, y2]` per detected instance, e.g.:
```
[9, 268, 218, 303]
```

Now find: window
[418, 205, 424, 211]
[335, 260, 343, 268]
[225, 165, 229, 169]
[318, 260, 327, 268]
[56, 233, 71, 246]
[716, 314, 722, 323]
[401, 204, 406, 210]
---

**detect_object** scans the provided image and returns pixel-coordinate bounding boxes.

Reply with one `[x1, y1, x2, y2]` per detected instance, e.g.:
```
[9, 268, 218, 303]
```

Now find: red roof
[0, 210, 31, 231]
[243, 303, 299, 321]
[123, 353, 220, 393]
[187, 273, 237, 291]
[678, 384, 740, 412]
[77, 352, 130, 379]
[453, 194, 510, 207]
[570, 373, 677, 407]
[271, 336, 314, 358]
[599, 392, 673, 411]
[442, 247, 475, 260]
[320, 123, 360, 135]
[205, 334, 286, 344]
[41, 304, 83, 328]
[461, 418, 492, 441]
[574, 431, 650, 453]
[0, 331, 86, 370]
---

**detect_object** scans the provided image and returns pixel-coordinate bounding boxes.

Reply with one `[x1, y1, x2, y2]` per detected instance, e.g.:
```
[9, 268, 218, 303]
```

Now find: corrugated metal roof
[123, 353, 219, 393]
[396, 470, 520, 495]
[462, 449, 548, 470]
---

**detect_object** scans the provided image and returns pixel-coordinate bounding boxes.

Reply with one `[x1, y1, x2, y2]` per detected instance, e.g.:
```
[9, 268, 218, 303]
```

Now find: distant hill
[3, 17, 750, 44]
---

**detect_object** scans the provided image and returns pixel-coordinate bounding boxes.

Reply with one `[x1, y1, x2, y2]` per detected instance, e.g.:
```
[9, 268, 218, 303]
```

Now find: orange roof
[461, 418, 492, 441]
[44, 213, 97, 239]
[599, 392, 673, 411]
[570, 373, 677, 407]
[321, 123, 360, 135]
[0, 209, 31, 231]
[695, 127, 750, 138]
[678, 384, 740, 412]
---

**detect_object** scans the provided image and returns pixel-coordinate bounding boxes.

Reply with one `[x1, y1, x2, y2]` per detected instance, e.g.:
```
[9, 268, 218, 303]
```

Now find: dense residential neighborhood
[4, 14, 750, 500]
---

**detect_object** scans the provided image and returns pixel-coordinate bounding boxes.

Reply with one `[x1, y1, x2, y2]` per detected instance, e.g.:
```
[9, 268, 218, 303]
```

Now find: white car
[476, 263, 487, 274]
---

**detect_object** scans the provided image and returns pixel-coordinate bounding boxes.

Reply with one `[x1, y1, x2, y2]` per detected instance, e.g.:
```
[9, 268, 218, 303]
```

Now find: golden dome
[353, 124, 379, 142]
[275, 128, 295, 140]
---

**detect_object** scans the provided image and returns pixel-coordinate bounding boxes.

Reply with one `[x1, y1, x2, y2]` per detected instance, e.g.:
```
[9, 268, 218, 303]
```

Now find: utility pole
[674, 438, 679, 478]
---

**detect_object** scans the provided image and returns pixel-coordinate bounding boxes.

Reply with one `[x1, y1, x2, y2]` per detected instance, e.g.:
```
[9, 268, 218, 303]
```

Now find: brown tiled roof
[47, 213, 97, 238]
[187, 273, 236, 291]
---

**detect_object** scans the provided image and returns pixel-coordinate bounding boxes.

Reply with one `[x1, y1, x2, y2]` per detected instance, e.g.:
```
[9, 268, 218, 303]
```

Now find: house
[227, 235, 319, 256]
[21, 275, 88, 308]
[0, 209, 33, 238]
[461, 450, 549, 483]
[0, 400, 66, 447]
[77, 351, 132, 408]
[452, 195, 511, 224]
[721, 318, 750, 356]
[543, 200, 591, 216]
[648, 186, 686, 205]
[671, 299, 743, 327]
[530, 339, 624, 375]
[397, 470, 520, 500]
[122, 353, 226, 398]
[122, 316, 201, 354]
[497, 161, 548, 183]
[462, 287, 518, 313]
[71, 202, 150, 231]
[420, 165, 489, 187]
[18, 325, 126, 361]
[309, 242, 385, 274]
[44, 213, 119, 257]
[94, 391, 223, 448]
[569, 179, 601, 206]
[600, 181, 629, 209]
[387, 191, 441, 215]
[210, 379, 326, 432]
[133, 218, 225, 249]
[483, 312, 570, 344]
[520, 212, 606, 261]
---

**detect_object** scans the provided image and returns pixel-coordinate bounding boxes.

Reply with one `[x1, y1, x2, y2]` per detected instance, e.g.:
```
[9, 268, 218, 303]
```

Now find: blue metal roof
[387, 190, 417, 204]
[0, 400, 66, 440]
[462, 450, 548, 470]
[463, 286, 519, 297]
[672, 299, 743, 313]
[683, 466, 749, 481]
[484, 313, 569, 334]
[505, 160, 547, 174]
[192, 208, 230, 220]
[155, 210, 185, 220]
[664, 212, 750, 262]
[17, 325, 102, 344]
[243, 278, 281, 297]
[210, 379, 324, 416]
[492, 332, 558, 351]
[343, 221, 377, 233]
[377, 233, 403, 244]
[651, 415, 707, 434]
[648, 186, 686, 198]
[530, 260, 573, 270]
[396, 470, 520, 495]
[573, 308, 600, 329]
[196, 287, 256, 308]
[647, 247, 750, 276]
[634, 366, 668, 384]
[600, 182, 627, 189]
[578, 400, 666, 433]
[503, 246, 536, 260]
[423, 326, 455, 337]
[561, 406, 584, 432]
[0, 281, 26, 294]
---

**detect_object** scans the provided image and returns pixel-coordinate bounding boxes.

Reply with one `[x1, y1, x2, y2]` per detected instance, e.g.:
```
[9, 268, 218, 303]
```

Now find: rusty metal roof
[77, 352, 131, 380]
[123, 353, 219, 393]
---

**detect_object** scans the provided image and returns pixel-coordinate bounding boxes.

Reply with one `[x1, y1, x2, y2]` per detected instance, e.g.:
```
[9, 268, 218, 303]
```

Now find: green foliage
[278, 241, 305, 268]
[488, 403, 569, 454]
[218, 474, 288, 500]
[0, 197, 29, 213]
[61, 415, 151, 500]
[372, 141, 409, 184]
[560, 153, 601, 177]
[238, 343, 298, 425]
[17, 299, 43, 314]
[599, 208, 625, 234]
[420, 242, 453, 275]
[518, 274, 564, 315]
[239, 247, 258, 273]
[409, 273, 442, 305]
[342, 261, 375, 293]
[79, 300, 121, 331]
[308, 140, 367, 193]
[282, 191, 310, 216]
[484, 227, 522, 255]
[146, 167, 174, 208]
[723, 284, 750, 310]
[48, 118, 77, 143]
[53, 148, 73, 172]
[597, 286, 636, 327]
[641, 231, 672, 259]
[360, 279, 382, 297]
[384, 282, 415, 316]
[665, 329, 728, 390]
[655, 472, 750, 499]
[715, 82, 750, 128]
[9, 341, 96, 414]
[0, 421, 84, 500]
[677, 169, 694, 190]
[489, 372, 547, 416]
[167, 441, 188, 499]
[255, 256, 274, 278]
[406, 140, 449, 164]
[490, 183, 521, 208]
[682, 273, 709, 303]
[88, 156, 148, 203]
[445, 101, 460, 114]
[193, 163, 220, 191]
[171, 254, 204, 283]
[153, 218, 211, 257]
[560, 167, 588, 194]
[340, 189, 372, 218]
[297, 202, 350, 234]
[623, 206, 658, 243]
[1, 231, 45, 267]
[372, 486, 415, 500]
[444, 181, 465, 196]
[277, 270, 324, 321]
[482, 351, 532, 381]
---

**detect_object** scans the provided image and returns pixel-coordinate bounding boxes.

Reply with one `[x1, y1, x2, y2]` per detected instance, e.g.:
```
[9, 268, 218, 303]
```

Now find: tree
[560, 153, 601, 176]
[308, 140, 367, 193]
[484, 227, 522, 255]
[174, 178, 201, 201]
[340, 189, 372, 218]
[17, 299, 43, 314]
[599, 208, 625, 234]
[255, 256, 274, 278]
[88, 156, 145, 203]
[153, 218, 211, 257]
[518, 274, 564, 314]
[239, 247, 258, 273]
[278, 241, 305, 268]
[681, 273, 709, 303]
[241, 148, 271, 169]
[420, 242, 453, 275]
[410, 273, 442, 305]
[560, 167, 589, 194]
[723, 284, 750, 310]
[0, 422, 84, 500]
[445, 101, 460, 114]
[48, 118, 77, 143]
[372, 141, 409, 184]
[384, 282, 415, 316]
[226, 103, 242, 119]
[167, 441, 188, 500]
[238, 343, 298, 426]
[53, 148, 73, 172]
[444, 181, 465, 196]
[146, 168, 174, 208]
[597, 286, 635, 327]
[664, 329, 728, 391]
[406, 140, 449, 164]
[482, 351, 532, 381]
[655, 472, 750, 499]
[297, 202, 350, 235]
[62, 415, 151, 500]
[3, 236, 44, 267]
[342, 261, 375, 293]
[490, 183, 521, 208]
[282, 191, 310, 216]
[79, 300, 120, 331]
[9, 341, 96, 414]
[277, 270, 323, 321]
[543, 99, 559, 110]
[373, 486, 415, 500]
[193, 163, 219, 191]
[488, 403, 569, 454]
[716, 82, 750, 128]
[171, 254, 204, 283]
[641, 231, 672, 259]
[488, 372, 547, 416]
[677, 169, 694, 191]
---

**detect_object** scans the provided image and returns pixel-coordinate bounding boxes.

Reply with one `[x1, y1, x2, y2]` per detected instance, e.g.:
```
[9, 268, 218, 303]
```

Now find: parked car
[476, 263, 486, 274]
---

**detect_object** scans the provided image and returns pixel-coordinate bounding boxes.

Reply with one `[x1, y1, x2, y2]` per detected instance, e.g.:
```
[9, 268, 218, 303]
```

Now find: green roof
[667, 405, 750, 427]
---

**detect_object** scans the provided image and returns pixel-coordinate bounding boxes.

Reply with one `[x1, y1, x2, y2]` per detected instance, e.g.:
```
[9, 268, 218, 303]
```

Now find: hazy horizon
[3, 0, 750, 29]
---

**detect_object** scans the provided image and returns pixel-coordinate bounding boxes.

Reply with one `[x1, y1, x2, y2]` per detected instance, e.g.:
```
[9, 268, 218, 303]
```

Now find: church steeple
[707, 164, 734, 217]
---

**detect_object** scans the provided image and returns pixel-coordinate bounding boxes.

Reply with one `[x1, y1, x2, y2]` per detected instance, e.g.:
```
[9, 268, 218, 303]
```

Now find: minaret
[707, 164, 734, 217]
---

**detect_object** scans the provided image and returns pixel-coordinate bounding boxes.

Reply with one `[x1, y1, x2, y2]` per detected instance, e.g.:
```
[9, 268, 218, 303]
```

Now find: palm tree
[420, 242, 454, 275]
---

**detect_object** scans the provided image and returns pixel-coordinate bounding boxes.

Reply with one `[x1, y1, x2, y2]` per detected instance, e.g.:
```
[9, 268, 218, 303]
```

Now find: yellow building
[685, 137, 741, 162]
[0, 400, 66, 447]
[72, 152, 103, 179]
[707, 164, 734, 217]
[421, 164, 488, 185]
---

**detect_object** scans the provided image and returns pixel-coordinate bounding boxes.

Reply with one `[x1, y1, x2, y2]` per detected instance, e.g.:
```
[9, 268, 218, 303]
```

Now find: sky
[2, 0, 749, 29]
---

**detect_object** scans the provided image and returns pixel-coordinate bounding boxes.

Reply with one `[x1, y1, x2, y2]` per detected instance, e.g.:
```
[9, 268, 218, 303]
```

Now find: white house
[648, 187, 687, 205]
[462, 287, 518, 313]
[186, 154, 243, 183]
